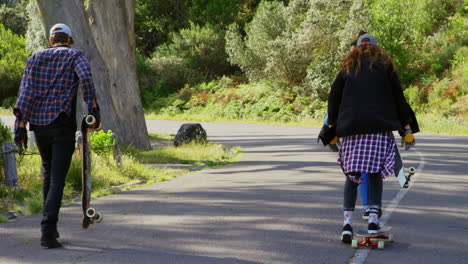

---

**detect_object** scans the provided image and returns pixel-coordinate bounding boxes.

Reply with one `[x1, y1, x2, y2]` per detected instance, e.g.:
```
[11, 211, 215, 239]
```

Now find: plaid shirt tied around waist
[337, 132, 396, 183]
[14, 46, 96, 130]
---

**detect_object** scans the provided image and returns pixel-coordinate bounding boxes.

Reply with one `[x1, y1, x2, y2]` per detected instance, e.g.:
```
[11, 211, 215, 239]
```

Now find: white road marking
[348, 150, 425, 264]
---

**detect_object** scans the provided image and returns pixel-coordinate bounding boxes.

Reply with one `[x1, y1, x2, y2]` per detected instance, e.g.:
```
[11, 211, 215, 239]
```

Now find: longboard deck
[81, 116, 92, 228]
[394, 144, 416, 188]
[354, 226, 392, 237]
[79, 115, 102, 228]
[394, 145, 407, 188]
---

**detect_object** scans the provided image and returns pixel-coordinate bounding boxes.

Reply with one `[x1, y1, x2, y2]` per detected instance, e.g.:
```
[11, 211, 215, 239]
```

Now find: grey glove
[328, 143, 339, 152]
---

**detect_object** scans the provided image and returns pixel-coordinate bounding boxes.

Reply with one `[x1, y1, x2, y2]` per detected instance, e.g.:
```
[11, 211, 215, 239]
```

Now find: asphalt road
[0, 118, 467, 264]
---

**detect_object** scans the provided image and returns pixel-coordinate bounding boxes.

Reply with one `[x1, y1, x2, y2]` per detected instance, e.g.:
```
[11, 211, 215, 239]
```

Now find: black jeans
[343, 173, 382, 211]
[34, 125, 75, 236]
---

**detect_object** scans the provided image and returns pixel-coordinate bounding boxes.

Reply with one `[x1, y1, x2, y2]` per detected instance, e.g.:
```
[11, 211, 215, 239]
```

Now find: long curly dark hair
[340, 43, 395, 76]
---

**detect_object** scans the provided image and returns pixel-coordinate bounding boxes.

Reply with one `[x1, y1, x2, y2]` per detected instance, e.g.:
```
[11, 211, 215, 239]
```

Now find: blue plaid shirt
[14, 45, 96, 130]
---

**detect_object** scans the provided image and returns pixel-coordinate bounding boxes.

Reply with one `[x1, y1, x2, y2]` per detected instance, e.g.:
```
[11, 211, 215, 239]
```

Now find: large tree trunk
[36, 0, 151, 150]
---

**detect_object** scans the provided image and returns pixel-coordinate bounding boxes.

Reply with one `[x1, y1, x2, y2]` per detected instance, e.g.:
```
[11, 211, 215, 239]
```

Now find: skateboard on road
[394, 144, 416, 188]
[76, 115, 103, 229]
[352, 227, 393, 249]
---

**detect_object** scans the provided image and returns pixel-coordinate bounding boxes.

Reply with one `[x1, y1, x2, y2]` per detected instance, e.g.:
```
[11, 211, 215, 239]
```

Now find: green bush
[423, 12, 467, 75]
[136, 54, 164, 108]
[148, 55, 195, 94]
[404, 85, 425, 110]
[225, 1, 288, 81]
[398, 5, 466, 117]
[89, 130, 117, 156]
[226, 0, 370, 97]
[135, 0, 192, 56]
[367, 0, 462, 84]
[0, 184, 31, 201]
[24, 196, 42, 214]
[134, 0, 266, 56]
[0, 119, 12, 144]
[451, 47, 467, 96]
[0, 24, 28, 101]
[151, 22, 234, 92]
[157, 79, 329, 122]
[0, 3, 27, 36]
[1, 96, 16, 108]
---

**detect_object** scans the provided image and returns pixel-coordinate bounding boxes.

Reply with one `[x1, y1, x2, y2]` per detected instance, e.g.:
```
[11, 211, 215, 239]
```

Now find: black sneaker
[368, 222, 381, 234]
[341, 224, 353, 243]
[363, 208, 382, 219]
[40, 234, 62, 249]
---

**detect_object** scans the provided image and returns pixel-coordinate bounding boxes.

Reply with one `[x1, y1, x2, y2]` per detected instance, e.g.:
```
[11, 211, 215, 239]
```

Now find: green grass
[24, 197, 43, 214]
[128, 141, 242, 166]
[2, 107, 466, 135]
[145, 112, 324, 127]
[92, 188, 119, 199]
[0, 214, 7, 223]
[418, 113, 468, 135]
[0, 134, 241, 215]
[149, 133, 175, 141]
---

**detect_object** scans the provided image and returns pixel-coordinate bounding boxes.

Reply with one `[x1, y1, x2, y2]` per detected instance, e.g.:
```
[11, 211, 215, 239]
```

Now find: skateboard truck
[85, 207, 103, 223]
[352, 230, 394, 250]
[403, 167, 416, 188]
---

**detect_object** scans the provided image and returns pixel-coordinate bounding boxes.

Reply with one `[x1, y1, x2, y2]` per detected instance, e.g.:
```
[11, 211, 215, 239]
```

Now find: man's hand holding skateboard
[14, 126, 28, 154]
[88, 107, 101, 130]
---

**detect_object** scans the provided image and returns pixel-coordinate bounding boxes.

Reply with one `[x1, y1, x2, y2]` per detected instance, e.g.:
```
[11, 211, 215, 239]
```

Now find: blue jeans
[359, 173, 369, 208]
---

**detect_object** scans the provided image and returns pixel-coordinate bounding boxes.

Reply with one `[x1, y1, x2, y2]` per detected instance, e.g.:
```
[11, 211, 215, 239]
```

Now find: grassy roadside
[0, 133, 241, 222]
[417, 113, 468, 135]
[2, 107, 467, 135]
[145, 112, 468, 136]
[146, 107, 468, 136]
[145, 112, 324, 127]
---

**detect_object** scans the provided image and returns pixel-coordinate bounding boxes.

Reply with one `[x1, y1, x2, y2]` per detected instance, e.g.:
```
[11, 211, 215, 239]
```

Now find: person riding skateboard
[13, 23, 100, 248]
[326, 33, 416, 243]
[320, 32, 384, 220]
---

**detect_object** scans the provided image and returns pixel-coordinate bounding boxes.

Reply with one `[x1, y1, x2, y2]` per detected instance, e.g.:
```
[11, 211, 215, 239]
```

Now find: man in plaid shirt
[13, 23, 100, 248]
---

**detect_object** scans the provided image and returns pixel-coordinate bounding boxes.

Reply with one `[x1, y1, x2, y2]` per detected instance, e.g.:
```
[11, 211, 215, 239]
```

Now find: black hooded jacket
[327, 58, 415, 137]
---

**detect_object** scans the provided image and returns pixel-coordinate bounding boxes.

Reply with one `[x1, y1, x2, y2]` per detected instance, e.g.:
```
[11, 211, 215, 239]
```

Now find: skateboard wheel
[86, 207, 96, 218]
[378, 241, 385, 249]
[95, 212, 103, 223]
[404, 133, 414, 143]
[85, 115, 96, 126]
[330, 136, 338, 145]
[388, 233, 394, 242]
[351, 240, 358, 248]
[409, 167, 416, 174]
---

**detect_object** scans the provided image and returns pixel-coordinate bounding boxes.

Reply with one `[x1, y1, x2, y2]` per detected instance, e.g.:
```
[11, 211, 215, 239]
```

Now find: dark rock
[174, 123, 207, 147]
[4, 211, 18, 220]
